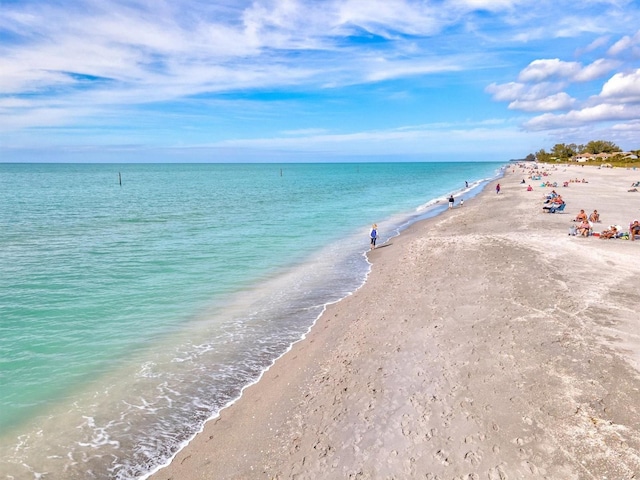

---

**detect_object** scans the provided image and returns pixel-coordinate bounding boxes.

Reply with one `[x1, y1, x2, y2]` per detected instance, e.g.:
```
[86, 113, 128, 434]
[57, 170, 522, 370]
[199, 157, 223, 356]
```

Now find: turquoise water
[0, 162, 503, 479]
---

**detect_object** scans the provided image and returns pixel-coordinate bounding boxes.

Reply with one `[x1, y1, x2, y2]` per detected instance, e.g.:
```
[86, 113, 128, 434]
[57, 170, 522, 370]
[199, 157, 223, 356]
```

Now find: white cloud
[335, 0, 444, 37]
[611, 119, 640, 132]
[485, 82, 526, 102]
[509, 92, 575, 112]
[525, 103, 640, 130]
[577, 35, 610, 55]
[600, 69, 640, 102]
[445, 0, 520, 12]
[490, 53, 628, 119]
[572, 58, 620, 82]
[518, 59, 581, 82]
[365, 58, 464, 82]
[215, 119, 537, 157]
[607, 30, 640, 56]
[513, 57, 618, 87]
[486, 81, 569, 108]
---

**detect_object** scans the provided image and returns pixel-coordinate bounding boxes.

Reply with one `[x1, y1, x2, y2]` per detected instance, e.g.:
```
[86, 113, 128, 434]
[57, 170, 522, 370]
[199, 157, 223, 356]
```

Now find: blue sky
[1, 0, 639, 162]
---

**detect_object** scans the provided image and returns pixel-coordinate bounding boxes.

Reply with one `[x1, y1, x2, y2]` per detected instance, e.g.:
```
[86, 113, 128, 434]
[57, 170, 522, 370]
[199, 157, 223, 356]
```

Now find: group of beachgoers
[515, 162, 640, 241]
[569, 207, 640, 240]
[594, 219, 640, 240]
[523, 177, 588, 190]
[570, 208, 600, 237]
[538, 184, 640, 241]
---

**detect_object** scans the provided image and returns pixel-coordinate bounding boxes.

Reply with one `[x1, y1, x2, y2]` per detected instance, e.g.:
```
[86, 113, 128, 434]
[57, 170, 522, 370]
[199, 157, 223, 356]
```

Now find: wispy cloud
[1, 0, 640, 159]
[213, 118, 536, 158]
[607, 30, 640, 56]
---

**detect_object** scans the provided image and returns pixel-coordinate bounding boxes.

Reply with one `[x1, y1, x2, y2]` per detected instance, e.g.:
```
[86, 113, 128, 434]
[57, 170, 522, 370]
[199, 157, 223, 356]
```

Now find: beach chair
[549, 203, 566, 214]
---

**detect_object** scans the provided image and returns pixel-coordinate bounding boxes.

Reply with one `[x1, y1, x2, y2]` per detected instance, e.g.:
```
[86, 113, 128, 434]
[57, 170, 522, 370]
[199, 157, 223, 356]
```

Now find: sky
[1, 0, 639, 163]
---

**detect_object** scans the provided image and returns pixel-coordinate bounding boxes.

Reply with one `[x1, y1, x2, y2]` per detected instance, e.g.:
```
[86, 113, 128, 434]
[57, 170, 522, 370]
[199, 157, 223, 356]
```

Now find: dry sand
[151, 164, 640, 480]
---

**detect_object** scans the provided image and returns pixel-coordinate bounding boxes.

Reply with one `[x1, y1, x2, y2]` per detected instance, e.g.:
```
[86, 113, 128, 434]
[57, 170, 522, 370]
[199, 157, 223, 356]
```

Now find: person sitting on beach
[545, 195, 563, 206]
[574, 209, 587, 222]
[589, 210, 600, 223]
[599, 226, 618, 239]
[630, 220, 640, 241]
[543, 200, 565, 212]
[576, 220, 591, 237]
[527, 185, 533, 191]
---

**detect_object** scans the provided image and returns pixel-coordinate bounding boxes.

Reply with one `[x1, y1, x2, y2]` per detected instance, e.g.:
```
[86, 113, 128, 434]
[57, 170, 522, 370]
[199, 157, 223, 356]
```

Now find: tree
[551, 143, 576, 159]
[525, 153, 536, 162]
[535, 149, 551, 162]
[584, 140, 621, 154]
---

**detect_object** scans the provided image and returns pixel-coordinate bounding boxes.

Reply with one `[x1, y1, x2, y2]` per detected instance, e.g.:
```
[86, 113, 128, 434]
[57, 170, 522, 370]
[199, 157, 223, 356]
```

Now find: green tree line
[532, 140, 640, 166]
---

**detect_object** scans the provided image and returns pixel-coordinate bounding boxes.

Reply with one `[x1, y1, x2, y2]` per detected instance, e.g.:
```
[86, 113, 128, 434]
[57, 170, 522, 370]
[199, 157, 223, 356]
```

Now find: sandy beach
[150, 164, 640, 480]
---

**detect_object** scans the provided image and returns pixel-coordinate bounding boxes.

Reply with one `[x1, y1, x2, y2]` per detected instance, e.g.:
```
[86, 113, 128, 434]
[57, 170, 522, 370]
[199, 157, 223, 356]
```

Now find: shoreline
[141, 171, 504, 480]
[150, 164, 640, 479]
[140, 168, 504, 480]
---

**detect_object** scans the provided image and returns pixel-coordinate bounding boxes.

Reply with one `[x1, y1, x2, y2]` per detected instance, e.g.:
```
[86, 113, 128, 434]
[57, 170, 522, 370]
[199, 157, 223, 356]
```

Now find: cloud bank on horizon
[1, 0, 639, 162]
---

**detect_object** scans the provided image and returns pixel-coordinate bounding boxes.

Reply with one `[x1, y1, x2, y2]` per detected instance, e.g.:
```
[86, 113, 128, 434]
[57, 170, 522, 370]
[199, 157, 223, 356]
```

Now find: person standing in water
[370, 224, 378, 250]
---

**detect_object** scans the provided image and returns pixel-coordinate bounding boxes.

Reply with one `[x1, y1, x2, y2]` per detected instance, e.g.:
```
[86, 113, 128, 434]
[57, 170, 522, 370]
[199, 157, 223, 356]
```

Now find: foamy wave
[76, 416, 120, 449]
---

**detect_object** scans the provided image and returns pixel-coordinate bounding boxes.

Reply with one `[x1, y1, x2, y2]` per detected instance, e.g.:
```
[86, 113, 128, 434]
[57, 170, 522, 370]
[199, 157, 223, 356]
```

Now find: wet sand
[150, 164, 640, 479]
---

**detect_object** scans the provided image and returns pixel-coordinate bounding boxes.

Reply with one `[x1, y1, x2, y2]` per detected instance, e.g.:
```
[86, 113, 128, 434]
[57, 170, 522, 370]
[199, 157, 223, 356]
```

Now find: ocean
[0, 161, 504, 479]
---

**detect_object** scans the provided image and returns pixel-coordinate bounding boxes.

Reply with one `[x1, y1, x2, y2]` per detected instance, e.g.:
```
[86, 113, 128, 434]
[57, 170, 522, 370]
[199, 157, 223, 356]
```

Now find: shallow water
[0, 161, 503, 479]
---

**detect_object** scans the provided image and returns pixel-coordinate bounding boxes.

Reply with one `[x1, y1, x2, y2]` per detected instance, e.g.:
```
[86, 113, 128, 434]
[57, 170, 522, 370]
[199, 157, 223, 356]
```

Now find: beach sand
[150, 165, 640, 480]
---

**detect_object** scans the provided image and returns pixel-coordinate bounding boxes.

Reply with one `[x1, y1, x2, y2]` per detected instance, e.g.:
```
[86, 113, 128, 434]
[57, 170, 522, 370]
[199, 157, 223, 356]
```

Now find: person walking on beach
[459, 198, 464, 207]
[448, 194, 454, 209]
[370, 224, 378, 250]
[496, 183, 501, 194]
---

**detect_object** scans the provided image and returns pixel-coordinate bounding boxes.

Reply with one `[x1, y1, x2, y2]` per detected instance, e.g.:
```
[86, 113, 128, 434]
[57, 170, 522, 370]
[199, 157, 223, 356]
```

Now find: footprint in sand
[464, 449, 482, 466]
[434, 449, 450, 466]
[488, 465, 508, 480]
[524, 460, 539, 474]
